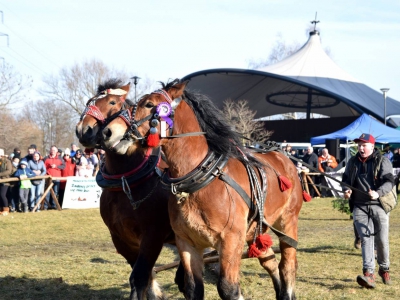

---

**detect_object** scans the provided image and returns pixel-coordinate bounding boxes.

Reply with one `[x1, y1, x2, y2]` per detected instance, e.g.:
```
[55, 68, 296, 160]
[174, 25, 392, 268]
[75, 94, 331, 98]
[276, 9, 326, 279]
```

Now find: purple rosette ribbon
[156, 102, 173, 128]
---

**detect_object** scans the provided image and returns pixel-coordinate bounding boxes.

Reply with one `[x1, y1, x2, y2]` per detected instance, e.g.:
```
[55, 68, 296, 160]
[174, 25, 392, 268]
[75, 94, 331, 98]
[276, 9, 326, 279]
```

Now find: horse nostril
[102, 127, 112, 140]
[84, 126, 93, 136]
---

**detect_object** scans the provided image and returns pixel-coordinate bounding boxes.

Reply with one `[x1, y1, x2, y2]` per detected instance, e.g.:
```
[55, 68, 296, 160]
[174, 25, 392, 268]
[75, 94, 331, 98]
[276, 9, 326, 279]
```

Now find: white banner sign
[62, 177, 102, 209]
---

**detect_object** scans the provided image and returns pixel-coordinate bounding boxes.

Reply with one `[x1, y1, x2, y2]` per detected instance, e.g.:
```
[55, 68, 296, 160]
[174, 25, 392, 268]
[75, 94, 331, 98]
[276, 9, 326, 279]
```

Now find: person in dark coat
[302, 146, 319, 197]
[342, 133, 393, 288]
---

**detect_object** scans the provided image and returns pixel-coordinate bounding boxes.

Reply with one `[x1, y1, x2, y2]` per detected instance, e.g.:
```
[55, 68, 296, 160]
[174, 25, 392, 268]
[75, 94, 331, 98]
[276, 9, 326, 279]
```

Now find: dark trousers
[8, 185, 20, 210]
[0, 184, 9, 208]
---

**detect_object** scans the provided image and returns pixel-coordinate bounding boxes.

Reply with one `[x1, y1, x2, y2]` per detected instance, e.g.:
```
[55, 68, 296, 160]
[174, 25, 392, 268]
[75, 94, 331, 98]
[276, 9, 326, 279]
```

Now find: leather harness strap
[160, 151, 229, 194]
[219, 171, 298, 249]
[161, 149, 298, 249]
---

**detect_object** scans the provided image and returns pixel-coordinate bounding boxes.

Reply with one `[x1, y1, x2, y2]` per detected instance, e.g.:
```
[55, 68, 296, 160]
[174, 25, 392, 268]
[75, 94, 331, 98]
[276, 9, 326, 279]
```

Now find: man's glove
[368, 189, 379, 200]
[344, 190, 352, 199]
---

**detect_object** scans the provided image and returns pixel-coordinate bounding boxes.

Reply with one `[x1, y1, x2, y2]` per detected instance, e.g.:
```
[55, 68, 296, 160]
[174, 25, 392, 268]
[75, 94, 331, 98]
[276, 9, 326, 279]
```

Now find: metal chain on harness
[121, 175, 160, 210]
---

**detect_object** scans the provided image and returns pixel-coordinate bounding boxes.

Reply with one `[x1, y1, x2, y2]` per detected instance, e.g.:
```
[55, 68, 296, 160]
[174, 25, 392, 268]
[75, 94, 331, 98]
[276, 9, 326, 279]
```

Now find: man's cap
[14, 147, 20, 152]
[29, 144, 37, 149]
[64, 148, 71, 156]
[20, 160, 29, 166]
[354, 133, 376, 144]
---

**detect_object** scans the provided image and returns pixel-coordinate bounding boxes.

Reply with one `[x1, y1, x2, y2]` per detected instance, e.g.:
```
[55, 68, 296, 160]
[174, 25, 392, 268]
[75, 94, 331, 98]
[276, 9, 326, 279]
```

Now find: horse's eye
[109, 101, 116, 105]
[145, 102, 155, 108]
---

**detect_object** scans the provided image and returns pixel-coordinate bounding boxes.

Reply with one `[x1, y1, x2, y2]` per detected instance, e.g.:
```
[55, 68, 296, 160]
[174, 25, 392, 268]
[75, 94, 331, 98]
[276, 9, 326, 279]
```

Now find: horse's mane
[97, 78, 124, 94]
[173, 86, 262, 167]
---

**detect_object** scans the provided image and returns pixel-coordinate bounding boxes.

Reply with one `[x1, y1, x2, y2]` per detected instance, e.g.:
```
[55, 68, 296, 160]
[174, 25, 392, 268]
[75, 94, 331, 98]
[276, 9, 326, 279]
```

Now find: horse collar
[96, 147, 161, 189]
[161, 151, 229, 203]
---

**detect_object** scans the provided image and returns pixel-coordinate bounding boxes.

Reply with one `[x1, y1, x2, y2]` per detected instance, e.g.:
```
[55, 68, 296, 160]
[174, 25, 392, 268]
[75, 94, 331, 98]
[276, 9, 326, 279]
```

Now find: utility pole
[131, 76, 141, 102]
[0, 11, 9, 66]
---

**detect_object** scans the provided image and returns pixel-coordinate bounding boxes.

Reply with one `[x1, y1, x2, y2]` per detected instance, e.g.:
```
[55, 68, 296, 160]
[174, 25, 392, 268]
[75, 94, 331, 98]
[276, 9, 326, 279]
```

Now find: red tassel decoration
[256, 234, 273, 252]
[302, 190, 312, 202]
[248, 243, 261, 258]
[147, 133, 159, 147]
[147, 127, 160, 147]
[278, 175, 292, 191]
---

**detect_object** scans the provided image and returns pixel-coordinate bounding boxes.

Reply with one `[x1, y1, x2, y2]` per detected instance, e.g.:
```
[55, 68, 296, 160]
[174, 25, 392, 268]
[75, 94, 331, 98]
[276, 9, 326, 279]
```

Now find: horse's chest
[170, 196, 217, 246]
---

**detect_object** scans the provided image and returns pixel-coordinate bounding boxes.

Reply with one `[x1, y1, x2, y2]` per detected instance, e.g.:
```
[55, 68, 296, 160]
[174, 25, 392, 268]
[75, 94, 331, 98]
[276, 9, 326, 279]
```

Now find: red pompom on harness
[248, 233, 273, 258]
[147, 131, 160, 147]
[302, 190, 312, 202]
[278, 175, 292, 191]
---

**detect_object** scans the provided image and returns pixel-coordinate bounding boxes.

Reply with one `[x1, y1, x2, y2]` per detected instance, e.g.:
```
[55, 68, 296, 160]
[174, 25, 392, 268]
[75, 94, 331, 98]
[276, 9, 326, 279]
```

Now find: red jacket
[44, 155, 65, 177]
[60, 157, 76, 189]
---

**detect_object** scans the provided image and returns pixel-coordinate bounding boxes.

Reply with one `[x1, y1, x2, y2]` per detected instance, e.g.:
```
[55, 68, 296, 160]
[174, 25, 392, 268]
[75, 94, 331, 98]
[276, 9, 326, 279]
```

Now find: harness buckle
[171, 183, 189, 204]
[176, 192, 189, 204]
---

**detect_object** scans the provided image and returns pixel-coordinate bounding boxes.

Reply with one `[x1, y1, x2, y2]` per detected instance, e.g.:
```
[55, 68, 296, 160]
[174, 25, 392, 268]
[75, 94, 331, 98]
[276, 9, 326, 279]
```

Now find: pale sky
[1, 0, 399, 105]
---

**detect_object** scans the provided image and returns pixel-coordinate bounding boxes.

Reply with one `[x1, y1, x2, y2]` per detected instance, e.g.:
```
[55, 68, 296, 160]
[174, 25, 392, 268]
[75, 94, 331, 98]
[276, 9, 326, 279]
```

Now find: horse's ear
[120, 84, 131, 102]
[169, 80, 189, 99]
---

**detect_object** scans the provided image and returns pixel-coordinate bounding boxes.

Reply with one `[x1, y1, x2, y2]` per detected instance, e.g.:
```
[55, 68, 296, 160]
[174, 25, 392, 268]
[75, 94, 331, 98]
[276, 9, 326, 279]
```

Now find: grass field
[1, 197, 399, 299]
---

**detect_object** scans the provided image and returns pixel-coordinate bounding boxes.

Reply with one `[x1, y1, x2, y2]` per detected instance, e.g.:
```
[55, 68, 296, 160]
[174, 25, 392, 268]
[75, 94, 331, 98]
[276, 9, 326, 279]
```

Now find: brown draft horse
[101, 80, 303, 300]
[76, 79, 183, 300]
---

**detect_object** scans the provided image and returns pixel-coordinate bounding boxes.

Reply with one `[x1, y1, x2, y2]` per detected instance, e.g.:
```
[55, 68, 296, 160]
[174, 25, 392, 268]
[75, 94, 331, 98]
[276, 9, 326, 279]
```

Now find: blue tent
[310, 114, 400, 145]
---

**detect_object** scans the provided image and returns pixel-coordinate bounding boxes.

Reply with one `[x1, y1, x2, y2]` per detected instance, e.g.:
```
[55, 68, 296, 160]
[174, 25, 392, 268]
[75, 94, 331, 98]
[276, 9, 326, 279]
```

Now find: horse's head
[76, 80, 131, 148]
[101, 79, 188, 154]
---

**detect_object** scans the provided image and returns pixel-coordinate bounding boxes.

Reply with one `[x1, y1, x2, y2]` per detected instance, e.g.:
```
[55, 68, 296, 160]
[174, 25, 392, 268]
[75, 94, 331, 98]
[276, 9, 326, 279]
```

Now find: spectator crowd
[0, 143, 105, 216]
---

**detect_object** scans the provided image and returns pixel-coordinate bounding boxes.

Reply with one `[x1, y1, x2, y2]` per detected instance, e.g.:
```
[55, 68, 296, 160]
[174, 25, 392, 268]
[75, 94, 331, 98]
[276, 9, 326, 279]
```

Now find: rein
[245, 139, 372, 197]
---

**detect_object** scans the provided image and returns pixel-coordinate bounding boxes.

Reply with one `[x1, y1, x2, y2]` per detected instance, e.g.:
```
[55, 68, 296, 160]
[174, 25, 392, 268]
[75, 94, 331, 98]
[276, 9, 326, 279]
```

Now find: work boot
[354, 237, 361, 249]
[378, 268, 391, 285]
[22, 204, 29, 213]
[357, 271, 376, 288]
[0, 207, 10, 216]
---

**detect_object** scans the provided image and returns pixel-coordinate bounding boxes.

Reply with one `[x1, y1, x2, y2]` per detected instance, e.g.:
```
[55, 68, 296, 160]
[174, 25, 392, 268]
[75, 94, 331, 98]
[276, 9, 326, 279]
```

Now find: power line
[1, 47, 48, 76]
[3, 23, 61, 69]
[0, 4, 61, 68]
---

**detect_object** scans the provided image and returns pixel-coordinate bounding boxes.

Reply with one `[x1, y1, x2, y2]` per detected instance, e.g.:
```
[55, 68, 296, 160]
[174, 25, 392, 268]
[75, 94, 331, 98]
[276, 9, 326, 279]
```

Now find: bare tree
[40, 58, 152, 116]
[0, 62, 32, 108]
[0, 109, 42, 155]
[20, 99, 77, 153]
[223, 99, 273, 144]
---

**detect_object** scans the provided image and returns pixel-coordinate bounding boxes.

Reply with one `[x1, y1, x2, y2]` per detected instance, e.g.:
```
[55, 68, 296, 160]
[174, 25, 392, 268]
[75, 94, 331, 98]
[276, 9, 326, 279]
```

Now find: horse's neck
[162, 103, 208, 177]
[104, 150, 147, 175]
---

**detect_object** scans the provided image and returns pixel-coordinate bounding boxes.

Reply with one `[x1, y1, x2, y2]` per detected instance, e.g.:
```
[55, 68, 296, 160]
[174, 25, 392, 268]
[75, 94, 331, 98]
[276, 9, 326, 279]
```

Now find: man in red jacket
[44, 146, 65, 209]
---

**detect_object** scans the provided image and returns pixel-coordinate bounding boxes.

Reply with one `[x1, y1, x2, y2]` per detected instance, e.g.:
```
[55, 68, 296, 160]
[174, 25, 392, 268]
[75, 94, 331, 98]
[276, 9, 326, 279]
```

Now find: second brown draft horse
[100, 80, 304, 299]
[76, 79, 181, 300]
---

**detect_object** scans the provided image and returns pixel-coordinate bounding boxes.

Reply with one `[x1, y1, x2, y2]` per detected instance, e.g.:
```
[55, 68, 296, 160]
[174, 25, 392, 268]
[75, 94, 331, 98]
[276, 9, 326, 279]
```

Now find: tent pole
[306, 88, 312, 119]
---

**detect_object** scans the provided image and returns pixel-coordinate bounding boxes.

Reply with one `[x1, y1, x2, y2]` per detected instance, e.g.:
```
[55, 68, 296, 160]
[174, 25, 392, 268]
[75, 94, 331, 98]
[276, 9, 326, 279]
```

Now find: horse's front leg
[129, 237, 166, 300]
[217, 236, 245, 300]
[176, 236, 205, 300]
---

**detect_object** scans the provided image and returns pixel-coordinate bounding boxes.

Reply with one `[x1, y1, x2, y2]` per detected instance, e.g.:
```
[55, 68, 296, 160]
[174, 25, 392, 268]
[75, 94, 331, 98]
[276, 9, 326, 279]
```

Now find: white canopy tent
[182, 30, 400, 125]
